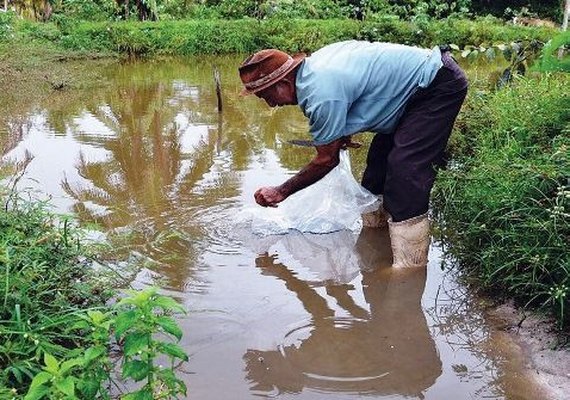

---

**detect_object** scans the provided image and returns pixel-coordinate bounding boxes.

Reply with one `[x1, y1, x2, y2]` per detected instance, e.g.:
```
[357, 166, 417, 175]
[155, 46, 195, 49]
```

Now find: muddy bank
[487, 303, 570, 400]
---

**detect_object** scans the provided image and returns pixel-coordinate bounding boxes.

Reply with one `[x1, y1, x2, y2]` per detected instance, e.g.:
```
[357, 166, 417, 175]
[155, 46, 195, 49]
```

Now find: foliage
[0, 190, 188, 398]
[534, 30, 570, 72]
[388, 0, 471, 22]
[0, 10, 16, 40]
[40, 17, 558, 56]
[23, 289, 188, 399]
[115, 288, 188, 399]
[0, 191, 110, 395]
[470, 0, 564, 22]
[53, 0, 118, 22]
[432, 73, 570, 327]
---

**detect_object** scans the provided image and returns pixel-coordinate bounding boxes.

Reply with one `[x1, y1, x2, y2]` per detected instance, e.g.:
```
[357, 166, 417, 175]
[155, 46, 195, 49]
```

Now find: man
[238, 40, 468, 268]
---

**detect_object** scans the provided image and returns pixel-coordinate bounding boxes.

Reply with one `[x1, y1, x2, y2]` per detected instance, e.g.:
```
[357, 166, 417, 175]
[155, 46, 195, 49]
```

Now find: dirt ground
[487, 303, 570, 400]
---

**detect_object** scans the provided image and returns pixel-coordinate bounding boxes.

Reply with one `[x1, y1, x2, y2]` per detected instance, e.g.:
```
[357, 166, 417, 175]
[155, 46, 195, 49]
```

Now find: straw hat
[239, 49, 305, 96]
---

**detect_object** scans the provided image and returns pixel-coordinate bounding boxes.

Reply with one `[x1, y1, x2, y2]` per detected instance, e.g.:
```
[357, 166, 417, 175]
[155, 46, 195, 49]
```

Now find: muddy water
[1, 56, 545, 399]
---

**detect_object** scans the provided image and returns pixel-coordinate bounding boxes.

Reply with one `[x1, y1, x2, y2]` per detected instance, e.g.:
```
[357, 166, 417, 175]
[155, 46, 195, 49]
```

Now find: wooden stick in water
[213, 66, 222, 113]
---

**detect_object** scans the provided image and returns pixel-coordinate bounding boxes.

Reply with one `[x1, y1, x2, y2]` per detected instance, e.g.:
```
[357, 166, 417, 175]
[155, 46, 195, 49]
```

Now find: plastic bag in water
[235, 150, 379, 235]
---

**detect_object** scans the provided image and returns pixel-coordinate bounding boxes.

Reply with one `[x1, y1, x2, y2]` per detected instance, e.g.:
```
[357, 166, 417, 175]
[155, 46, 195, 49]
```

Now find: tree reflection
[244, 228, 442, 397]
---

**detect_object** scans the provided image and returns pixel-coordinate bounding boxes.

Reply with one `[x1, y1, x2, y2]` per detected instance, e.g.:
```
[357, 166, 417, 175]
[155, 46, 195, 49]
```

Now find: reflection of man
[239, 40, 468, 269]
[244, 228, 442, 397]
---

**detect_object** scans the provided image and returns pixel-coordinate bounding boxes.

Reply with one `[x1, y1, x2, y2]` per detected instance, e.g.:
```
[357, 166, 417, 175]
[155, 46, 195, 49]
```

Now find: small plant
[115, 288, 188, 400]
[24, 353, 82, 400]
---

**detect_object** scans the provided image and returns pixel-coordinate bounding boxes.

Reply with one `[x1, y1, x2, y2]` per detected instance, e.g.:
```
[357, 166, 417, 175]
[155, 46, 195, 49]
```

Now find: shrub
[0, 190, 189, 398]
[0, 10, 16, 41]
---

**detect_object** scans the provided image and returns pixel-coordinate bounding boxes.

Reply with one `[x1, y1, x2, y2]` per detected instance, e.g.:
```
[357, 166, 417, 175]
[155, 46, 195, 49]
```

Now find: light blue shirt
[295, 40, 443, 145]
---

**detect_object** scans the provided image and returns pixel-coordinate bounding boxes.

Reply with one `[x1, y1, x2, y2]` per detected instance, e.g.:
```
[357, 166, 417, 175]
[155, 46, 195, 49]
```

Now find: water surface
[1, 56, 544, 399]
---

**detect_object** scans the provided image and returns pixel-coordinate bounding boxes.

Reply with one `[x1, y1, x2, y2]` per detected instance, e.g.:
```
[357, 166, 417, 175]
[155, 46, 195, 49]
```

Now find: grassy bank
[432, 73, 570, 327]
[0, 188, 189, 398]
[2, 13, 558, 57]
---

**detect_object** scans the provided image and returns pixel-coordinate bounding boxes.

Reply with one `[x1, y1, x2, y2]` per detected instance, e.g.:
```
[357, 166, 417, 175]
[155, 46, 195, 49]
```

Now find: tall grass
[0, 188, 188, 398]
[0, 190, 111, 393]
[3, 16, 558, 57]
[433, 73, 570, 327]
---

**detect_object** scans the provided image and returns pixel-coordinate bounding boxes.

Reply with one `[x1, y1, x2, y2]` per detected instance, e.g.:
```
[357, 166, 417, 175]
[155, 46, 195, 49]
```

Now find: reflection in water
[244, 228, 442, 397]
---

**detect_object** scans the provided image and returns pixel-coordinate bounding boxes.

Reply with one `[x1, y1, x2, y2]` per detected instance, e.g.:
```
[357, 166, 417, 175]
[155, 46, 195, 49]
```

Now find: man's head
[239, 49, 305, 107]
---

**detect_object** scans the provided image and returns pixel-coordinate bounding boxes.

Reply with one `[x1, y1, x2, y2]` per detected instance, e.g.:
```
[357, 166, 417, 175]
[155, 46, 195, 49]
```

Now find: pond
[0, 55, 547, 399]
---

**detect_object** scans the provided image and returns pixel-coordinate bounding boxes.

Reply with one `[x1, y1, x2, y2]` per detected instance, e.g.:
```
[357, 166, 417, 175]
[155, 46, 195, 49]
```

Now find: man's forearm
[278, 161, 336, 198]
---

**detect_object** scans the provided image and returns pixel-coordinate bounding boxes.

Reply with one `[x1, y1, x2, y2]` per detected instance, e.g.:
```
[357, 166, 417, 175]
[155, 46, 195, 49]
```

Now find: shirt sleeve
[304, 100, 349, 145]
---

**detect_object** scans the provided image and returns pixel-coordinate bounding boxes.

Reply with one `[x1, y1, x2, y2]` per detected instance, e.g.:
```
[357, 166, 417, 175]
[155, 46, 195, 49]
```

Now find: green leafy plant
[115, 288, 188, 400]
[24, 353, 82, 400]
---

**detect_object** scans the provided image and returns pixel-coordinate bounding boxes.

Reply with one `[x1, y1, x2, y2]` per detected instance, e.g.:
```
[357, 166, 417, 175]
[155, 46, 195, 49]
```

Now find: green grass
[2, 15, 560, 57]
[0, 186, 188, 398]
[0, 189, 111, 393]
[433, 73, 570, 327]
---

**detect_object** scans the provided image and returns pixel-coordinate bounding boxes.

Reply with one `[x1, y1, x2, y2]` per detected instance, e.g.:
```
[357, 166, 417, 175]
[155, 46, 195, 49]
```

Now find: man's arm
[254, 136, 360, 207]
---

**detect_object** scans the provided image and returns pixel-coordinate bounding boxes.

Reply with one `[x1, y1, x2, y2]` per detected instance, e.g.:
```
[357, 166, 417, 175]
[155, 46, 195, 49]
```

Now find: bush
[0, 189, 189, 398]
[433, 73, 570, 326]
[0, 10, 16, 41]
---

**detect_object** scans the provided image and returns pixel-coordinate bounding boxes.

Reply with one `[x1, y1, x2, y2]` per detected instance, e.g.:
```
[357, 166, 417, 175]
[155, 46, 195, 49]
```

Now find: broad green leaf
[77, 379, 99, 398]
[55, 376, 75, 397]
[123, 332, 149, 356]
[117, 288, 156, 308]
[122, 388, 154, 400]
[69, 320, 90, 331]
[158, 342, 188, 361]
[84, 346, 106, 363]
[156, 316, 183, 340]
[152, 295, 185, 313]
[114, 310, 138, 337]
[24, 385, 49, 400]
[122, 360, 151, 382]
[43, 353, 59, 374]
[29, 371, 52, 389]
[87, 310, 105, 324]
[60, 358, 81, 375]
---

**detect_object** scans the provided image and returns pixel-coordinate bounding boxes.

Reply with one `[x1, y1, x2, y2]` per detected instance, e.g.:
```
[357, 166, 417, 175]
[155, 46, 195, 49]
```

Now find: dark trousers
[361, 51, 468, 223]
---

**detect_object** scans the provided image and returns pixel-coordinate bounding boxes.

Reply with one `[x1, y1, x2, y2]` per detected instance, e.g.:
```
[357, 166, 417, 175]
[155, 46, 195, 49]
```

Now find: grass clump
[0, 188, 188, 398]
[433, 73, 570, 327]
[0, 190, 110, 395]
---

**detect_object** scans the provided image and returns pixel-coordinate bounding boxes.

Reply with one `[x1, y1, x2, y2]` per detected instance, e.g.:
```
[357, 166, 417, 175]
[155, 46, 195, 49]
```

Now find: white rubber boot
[361, 196, 390, 228]
[388, 213, 430, 268]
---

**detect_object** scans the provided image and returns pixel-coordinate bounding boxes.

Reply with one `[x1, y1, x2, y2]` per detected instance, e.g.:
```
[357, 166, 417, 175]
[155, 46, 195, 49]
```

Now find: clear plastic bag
[235, 150, 379, 235]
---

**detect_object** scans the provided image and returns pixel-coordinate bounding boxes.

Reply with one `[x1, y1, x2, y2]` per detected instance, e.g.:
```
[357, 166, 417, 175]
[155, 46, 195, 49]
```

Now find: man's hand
[254, 187, 286, 207]
[253, 136, 356, 208]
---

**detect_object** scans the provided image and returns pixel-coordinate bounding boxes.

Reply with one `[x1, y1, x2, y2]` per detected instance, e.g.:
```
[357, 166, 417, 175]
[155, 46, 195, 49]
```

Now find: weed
[432, 73, 570, 327]
[0, 190, 188, 398]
